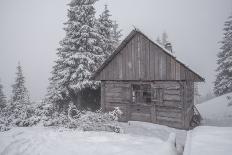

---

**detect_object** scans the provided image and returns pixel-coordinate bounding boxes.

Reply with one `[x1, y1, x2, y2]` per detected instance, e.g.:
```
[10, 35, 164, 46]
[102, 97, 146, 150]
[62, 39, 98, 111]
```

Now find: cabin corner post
[101, 81, 106, 112]
[181, 81, 188, 129]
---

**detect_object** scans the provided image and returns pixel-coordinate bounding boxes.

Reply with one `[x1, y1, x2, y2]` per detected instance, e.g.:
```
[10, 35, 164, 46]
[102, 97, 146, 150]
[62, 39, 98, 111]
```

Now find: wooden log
[157, 119, 183, 129]
[156, 106, 182, 113]
[162, 101, 182, 108]
[130, 105, 151, 114]
[164, 94, 181, 101]
[130, 113, 151, 122]
[157, 116, 182, 123]
[157, 111, 182, 119]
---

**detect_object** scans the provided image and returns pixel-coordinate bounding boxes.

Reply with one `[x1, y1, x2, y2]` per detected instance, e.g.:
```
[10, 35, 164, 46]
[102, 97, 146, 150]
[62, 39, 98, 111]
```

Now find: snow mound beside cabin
[0, 126, 179, 155]
[196, 92, 232, 126]
[183, 126, 232, 155]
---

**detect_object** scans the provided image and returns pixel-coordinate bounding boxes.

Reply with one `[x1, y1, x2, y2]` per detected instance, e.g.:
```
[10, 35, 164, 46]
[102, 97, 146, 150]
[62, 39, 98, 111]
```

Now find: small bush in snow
[66, 105, 123, 133]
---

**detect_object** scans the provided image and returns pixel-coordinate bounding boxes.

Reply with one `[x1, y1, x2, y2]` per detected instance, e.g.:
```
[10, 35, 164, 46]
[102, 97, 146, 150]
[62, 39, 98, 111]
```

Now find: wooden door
[129, 83, 153, 122]
[151, 83, 164, 123]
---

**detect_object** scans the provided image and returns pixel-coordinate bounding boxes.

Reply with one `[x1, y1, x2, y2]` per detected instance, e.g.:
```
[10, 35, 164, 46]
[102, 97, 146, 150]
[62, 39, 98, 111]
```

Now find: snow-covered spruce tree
[7, 63, 32, 126]
[0, 80, 7, 110]
[12, 63, 30, 104]
[161, 32, 168, 46]
[47, 0, 105, 112]
[156, 37, 162, 45]
[97, 5, 115, 59]
[214, 14, 232, 96]
[112, 20, 122, 48]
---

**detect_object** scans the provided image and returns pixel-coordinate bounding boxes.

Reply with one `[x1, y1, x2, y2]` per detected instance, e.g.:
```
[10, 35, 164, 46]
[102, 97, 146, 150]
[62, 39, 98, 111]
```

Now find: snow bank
[120, 121, 186, 146]
[197, 92, 232, 126]
[0, 126, 178, 155]
[183, 126, 232, 155]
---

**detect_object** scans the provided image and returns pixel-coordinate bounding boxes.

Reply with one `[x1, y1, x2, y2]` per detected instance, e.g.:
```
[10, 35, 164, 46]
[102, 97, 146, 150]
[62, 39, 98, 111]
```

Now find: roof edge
[91, 29, 205, 82]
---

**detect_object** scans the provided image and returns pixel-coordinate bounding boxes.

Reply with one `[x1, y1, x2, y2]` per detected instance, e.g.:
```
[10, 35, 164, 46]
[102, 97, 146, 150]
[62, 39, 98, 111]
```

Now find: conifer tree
[47, 0, 105, 110]
[6, 63, 31, 127]
[0, 80, 7, 109]
[161, 32, 168, 46]
[112, 20, 122, 48]
[156, 37, 162, 45]
[12, 63, 30, 104]
[214, 14, 232, 96]
[98, 5, 115, 59]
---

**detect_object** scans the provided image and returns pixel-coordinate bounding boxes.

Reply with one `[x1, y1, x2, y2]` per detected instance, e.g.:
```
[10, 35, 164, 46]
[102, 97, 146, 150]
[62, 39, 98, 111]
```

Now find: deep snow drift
[184, 93, 232, 155]
[0, 122, 186, 155]
[197, 92, 232, 126]
[183, 126, 232, 155]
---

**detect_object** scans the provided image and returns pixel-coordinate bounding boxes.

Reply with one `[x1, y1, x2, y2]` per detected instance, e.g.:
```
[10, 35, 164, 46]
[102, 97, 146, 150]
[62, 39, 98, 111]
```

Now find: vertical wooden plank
[128, 41, 133, 80]
[185, 69, 189, 81]
[124, 44, 128, 80]
[175, 62, 181, 80]
[113, 57, 117, 80]
[149, 41, 155, 80]
[145, 38, 150, 80]
[122, 47, 127, 80]
[102, 66, 105, 80]
[138, 34, 141, 79]
[154, 46, 160, 80]
[118, 53, 123, 80]
[140, 34, 145, 79]
[180, 65, 185, 80]
[131, 36, 135, 79]
[115, 54, 119, 80]
[172, 58, 176, 80]
[134, 34, 139, 80]
[111, 58, 114, 80]
[151, 105, 156, 123]
[160, 52, 166, 80]
[101, 82, 106, 111]
[166, 55, 171, 80]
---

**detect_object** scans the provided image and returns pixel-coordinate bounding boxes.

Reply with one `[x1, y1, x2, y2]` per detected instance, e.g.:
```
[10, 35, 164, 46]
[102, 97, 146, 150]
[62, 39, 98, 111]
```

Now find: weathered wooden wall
[101, 81, 194, 129]
[183, 82, 194, 129]
[94, 33, 202, 82]
[101, 81, 130, 121]
[153, 81, 184, 129]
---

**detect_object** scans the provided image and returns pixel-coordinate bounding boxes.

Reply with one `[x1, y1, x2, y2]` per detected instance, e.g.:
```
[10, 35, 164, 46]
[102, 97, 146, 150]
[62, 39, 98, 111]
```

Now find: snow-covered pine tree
[214, 14, 232, 96]
[161, 32, 168, 46]
[112, 20, 122, 48]
[156, 37, 162, 45]
[157, 32, 173, 53]
[47, 0, 105, 111]
[97, 5, 115, 59]
[112, 20, 122, 47]
[5, 62, 32, 127]
[0, 80, 7, 109]
[12, 63, 30, 104]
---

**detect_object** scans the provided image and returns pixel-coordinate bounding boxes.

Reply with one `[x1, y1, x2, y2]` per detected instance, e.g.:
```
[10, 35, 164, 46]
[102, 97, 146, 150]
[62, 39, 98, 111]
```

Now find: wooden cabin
[92, 30, 204, 129]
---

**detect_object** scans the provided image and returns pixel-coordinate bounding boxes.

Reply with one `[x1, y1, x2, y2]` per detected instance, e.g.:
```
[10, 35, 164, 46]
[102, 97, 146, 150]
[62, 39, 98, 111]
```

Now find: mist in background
[0, 0, 231, 101]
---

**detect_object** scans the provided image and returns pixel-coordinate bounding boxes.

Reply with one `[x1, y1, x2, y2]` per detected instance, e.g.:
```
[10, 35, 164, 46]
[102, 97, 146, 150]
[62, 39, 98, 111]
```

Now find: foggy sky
[0, 0, 231, 101]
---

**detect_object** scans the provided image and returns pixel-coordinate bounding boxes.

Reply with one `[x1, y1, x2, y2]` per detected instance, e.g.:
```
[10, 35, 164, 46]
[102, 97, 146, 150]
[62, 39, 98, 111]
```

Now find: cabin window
[132, 84, 152, 104]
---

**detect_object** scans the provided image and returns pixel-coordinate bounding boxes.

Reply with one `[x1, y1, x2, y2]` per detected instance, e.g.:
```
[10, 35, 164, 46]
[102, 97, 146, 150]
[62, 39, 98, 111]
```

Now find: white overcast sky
[0, 0, 231, 101]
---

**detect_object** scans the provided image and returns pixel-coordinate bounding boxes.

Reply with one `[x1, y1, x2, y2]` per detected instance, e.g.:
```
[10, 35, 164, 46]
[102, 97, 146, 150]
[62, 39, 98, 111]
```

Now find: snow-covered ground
[3, 92, 232, 155]
[120, 121, 186, 147]
[183, 93, 232, 155]
[0, 122, 186, 155]
[197, 92, 232, 126]
[183, 126, 232, 155]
